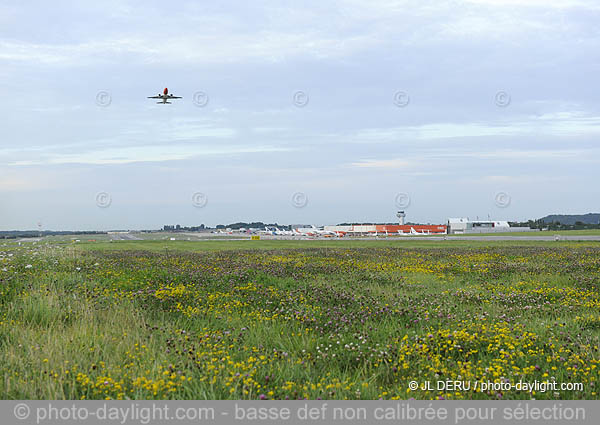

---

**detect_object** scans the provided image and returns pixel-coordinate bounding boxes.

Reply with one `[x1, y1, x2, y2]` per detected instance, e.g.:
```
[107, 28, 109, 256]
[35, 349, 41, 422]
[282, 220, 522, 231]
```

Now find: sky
[1, 0, 599, 230]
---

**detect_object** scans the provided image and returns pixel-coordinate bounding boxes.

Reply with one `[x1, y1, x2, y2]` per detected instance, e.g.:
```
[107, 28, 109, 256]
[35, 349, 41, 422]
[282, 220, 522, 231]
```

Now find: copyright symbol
[95, 90, 112, 107]
[193, 91, 209, 107]
[293, 91, 309, 107]
[14, 403, 30, 420]
[95, 191, 112, 208]
[393, 91, 410, 107]
[494, 191, 511, 208]
[408, 381, 419, 391]
[191, 192, 208, 208]
[394, 192, 411, 209]
[291, 192, 308, 208]
[494, 91, 511, 107]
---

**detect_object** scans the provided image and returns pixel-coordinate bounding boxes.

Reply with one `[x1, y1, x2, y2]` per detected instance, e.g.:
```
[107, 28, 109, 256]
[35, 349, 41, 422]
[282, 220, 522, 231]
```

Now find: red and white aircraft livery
[148, 88, 182, 104]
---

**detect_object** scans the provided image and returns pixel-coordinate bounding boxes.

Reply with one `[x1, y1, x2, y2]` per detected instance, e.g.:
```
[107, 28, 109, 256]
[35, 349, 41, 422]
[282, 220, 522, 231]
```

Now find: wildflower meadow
[1, 240, 598, 400]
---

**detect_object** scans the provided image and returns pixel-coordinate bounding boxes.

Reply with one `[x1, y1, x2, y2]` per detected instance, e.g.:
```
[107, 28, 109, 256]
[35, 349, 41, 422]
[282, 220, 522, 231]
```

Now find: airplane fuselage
[148, 88, 182, 104]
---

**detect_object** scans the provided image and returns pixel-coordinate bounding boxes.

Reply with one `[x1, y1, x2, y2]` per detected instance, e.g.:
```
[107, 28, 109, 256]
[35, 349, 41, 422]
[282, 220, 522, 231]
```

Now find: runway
[108, 233, 142, 241]
[443, 235, 600, 241]
[346, 235, 600, 241]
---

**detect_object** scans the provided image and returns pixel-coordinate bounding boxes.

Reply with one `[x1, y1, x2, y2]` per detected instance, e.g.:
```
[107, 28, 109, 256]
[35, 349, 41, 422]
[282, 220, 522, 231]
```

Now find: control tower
[396, 211, 406, 225]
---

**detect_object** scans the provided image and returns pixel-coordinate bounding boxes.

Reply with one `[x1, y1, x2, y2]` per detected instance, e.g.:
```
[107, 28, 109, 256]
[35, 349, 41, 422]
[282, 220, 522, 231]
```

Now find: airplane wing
[169, 96, 182, 99]
[147, 96, 162, 99]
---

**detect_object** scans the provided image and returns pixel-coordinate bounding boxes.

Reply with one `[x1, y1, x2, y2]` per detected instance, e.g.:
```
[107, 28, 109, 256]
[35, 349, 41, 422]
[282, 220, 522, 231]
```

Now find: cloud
[0, 169, 63, 191]
[0, 30, 376, 66]
[0, 39, 156, 65]
[463, 0, 599, 9]
[353, 123, 521, 142]
[352, 147, 596, 163]
[351, 158, 414, 168]
[4, 0, 596, 68]
[1, 1, 599, 228]
[350, 111, 600, 143]
[8, 144, 295, 166]
[480, 174, 564, 184]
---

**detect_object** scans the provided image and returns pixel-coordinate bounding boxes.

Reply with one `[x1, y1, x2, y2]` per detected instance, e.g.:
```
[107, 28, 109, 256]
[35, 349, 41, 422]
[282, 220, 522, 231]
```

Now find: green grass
[65, 237, 600, 253]
[452, 229, 600, 237]
[1, 240, 598, 400]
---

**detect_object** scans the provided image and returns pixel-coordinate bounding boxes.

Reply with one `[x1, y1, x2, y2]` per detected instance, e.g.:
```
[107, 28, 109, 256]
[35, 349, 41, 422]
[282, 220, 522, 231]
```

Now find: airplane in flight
[148, 88, 182, 104]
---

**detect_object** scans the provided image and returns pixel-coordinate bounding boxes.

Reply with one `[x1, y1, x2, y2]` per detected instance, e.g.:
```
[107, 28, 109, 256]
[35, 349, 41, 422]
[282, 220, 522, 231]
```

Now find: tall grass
[1, 242, 598, 399]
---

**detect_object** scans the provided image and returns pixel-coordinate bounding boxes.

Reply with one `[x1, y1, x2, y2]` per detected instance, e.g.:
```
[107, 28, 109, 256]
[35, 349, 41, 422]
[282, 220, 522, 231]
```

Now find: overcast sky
[1, 0, 599, 230]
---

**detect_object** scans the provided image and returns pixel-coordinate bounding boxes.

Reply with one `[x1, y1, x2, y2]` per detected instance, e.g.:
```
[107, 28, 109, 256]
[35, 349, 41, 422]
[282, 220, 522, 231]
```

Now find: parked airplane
[257, 227, 295, 236]
[397, 227, 431, 236]
[292, 228, 315, 237]
[412, 227, 431, 235]
[293, 225, 338, 237]
[148, 88, 182, 104]
[259, 227, 275, 236]
[274, 228, 295, 236]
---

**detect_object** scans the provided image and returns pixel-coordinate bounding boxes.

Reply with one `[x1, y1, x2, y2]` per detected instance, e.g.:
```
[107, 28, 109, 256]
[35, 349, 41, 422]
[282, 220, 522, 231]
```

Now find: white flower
[25, 264, 33, 269]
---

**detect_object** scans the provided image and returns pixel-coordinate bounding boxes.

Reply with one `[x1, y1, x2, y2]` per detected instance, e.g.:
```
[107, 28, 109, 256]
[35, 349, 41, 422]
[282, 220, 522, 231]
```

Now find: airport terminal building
[447, 218, 535, 234]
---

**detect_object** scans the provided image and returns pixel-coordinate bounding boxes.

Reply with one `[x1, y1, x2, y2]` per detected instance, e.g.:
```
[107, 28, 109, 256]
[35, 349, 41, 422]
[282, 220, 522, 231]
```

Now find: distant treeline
[216, 222, 291, 230]
[511, 218, 600, 231]
[162, 222, 431, 231]
[0, 230, 107, 239]
[163, 224, 206, 231]
[8, 213, 600, 239]
[337, 222, 421, 226]
[163, 223, 292, 231]
[539, 213, 600, 226]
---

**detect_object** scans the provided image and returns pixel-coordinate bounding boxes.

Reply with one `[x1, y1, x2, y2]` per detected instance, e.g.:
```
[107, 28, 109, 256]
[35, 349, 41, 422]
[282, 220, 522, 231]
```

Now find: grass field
[452, 229, 600, 237]
[1, 239, 599, 400]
